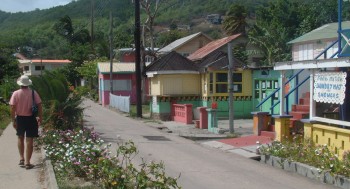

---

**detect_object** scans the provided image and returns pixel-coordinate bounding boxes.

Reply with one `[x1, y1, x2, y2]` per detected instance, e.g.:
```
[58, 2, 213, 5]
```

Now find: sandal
[19, 160, 25, 166]
[25, 164, 35, 170]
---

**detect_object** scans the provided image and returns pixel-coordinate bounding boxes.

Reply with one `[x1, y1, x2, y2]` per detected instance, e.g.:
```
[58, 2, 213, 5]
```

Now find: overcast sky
[0, 0, 73, 13]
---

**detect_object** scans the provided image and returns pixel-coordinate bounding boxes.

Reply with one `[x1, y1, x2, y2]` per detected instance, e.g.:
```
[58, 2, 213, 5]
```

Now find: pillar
[273, 115, 292, 142]
[251, 112, 270, 136]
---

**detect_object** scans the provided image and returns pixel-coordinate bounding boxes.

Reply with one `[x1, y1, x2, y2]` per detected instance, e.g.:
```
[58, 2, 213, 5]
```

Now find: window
[298, 43, 314, 61]
[209, 73, 213, 94]
[216, 73, 227, 82]
[35, 66, 45, 71]
[214, 72, 243, 93]
[145, 55, 154, 63]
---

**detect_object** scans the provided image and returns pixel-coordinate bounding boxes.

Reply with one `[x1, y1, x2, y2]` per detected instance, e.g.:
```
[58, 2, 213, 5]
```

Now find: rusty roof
[187, 33, 242, 61]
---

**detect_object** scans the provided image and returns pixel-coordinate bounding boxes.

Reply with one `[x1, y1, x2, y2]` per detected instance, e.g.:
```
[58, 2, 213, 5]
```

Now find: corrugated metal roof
[146, 51, 198, 72]
[98, 62, 135, 73]
[288, 21, 350, 44]
[198, 51, 244, 72]
[187, 33, 242, 61]
[158, 32, 211, 53]
[18, 59, 71, 64]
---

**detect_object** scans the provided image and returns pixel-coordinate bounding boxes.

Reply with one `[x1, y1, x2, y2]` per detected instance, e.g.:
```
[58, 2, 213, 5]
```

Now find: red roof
[187, 33, 242, 61]
[31, 59, 71, 64]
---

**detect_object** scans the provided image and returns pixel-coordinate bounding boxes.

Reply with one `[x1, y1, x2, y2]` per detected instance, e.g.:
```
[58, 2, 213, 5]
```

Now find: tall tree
[222, 3, 248, 35]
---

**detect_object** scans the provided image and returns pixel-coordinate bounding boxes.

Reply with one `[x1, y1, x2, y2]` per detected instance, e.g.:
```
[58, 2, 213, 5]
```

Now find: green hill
[0, 0, 267, 59]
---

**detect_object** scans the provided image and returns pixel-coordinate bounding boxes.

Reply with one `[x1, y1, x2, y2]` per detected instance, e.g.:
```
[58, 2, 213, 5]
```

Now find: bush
[258, 136, 348, 177]
[0, 103, 10, 131]
[40, 128, 181, 188]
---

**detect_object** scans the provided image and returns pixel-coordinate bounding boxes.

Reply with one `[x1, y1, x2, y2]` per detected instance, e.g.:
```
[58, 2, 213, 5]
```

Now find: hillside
[0, 0, 267, 59]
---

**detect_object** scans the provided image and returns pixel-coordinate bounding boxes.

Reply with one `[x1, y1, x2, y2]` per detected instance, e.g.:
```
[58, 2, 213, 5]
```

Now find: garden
[258, 135, 350, 188]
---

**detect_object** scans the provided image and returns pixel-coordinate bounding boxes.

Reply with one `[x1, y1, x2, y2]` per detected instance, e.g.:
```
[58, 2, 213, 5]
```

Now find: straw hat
[17, 75, 32, 86]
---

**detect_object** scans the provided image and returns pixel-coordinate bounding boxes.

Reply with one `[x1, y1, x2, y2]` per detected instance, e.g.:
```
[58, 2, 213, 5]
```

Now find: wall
[149, 74, 200, 96]
[99, 73, 149, 105]
[304, 123, 350, 159]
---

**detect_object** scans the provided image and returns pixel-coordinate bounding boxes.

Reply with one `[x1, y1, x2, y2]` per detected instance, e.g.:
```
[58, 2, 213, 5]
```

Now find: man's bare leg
[18, 136, 25, 162]
[25, 137, 33, 165]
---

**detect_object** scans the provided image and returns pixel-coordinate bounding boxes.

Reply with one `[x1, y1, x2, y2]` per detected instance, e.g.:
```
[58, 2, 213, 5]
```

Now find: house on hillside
[18, 59, 71, 76]
[97, 62, 149, 106]
[158, 32, 212, 57]
[206, 14, 222, 25]
[116, 48, 158, 64]
[256, 21, 350, 158]
[147, 33, 263, 121]
[188, 33, 257, 119]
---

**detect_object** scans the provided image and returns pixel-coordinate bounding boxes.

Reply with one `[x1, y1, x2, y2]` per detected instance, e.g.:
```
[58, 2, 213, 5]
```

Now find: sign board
[314, 72, 347, 104]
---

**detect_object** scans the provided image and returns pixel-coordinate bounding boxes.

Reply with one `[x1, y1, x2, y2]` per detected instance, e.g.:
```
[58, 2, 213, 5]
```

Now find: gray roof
[158, 32, 211, 53]
[288, 21, 350, 44]
[146, 51, 199, 72]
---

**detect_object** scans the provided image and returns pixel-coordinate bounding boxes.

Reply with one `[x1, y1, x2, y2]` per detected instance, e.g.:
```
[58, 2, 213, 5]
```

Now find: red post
[198, 107, 208, 129]
[185, 104, 193, 124]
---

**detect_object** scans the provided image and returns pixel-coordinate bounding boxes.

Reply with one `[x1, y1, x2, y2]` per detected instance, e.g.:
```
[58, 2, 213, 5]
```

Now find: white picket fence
[109, 93, 130, 113]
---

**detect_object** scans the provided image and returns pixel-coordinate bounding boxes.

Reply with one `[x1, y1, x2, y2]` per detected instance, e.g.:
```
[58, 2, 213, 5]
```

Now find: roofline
[159, 32, 212, 53]
[274, 57, 350, 70]
[146, 70, 200, 77]
[99, 71, 134, 74]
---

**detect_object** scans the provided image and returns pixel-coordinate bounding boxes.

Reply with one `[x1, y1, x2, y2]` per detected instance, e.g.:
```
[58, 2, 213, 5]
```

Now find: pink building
[97, 62, 149, 106]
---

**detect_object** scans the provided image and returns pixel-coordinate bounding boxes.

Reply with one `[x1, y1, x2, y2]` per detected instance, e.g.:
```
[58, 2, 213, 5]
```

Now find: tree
[222, 3, 248, 35]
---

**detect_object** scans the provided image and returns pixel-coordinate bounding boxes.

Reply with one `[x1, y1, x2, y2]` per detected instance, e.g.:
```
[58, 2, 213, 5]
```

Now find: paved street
[83, 99, 337, 189]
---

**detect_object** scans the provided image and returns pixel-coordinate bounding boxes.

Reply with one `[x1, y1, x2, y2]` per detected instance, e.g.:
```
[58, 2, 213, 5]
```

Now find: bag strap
[32, 90, 35, 105]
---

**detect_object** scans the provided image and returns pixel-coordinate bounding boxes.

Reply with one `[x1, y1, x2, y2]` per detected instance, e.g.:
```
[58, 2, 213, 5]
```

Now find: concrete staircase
[259, 92, 310, 139]
[289, 92, 310, 134]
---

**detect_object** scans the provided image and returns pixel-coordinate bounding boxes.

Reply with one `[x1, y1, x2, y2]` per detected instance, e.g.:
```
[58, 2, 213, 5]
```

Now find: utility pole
[228, 42, 234, 133]
[109, 11, 113, 94]
[90, 0, 94, 52]
[135, 0, 142, 118]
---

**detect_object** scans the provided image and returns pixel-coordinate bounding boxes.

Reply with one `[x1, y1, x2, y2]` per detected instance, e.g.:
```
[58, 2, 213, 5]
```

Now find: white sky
[0, 0, 73, 13]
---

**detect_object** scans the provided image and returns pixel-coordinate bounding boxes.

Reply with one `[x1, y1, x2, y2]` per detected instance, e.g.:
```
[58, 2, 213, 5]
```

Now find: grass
[129, 104, 150, 118]
[0, 116, 10, 136]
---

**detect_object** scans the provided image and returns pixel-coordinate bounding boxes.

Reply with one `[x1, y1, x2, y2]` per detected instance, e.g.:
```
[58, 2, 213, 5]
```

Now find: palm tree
[31, 70, 84, 130]
[222, 4, 248, 35]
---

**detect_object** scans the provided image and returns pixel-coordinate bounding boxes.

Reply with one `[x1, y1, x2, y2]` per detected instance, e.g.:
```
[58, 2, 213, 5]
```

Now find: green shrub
[0, 103, 10, 130]
[40, 128, 181, 188]
[259, 136, 347, 177]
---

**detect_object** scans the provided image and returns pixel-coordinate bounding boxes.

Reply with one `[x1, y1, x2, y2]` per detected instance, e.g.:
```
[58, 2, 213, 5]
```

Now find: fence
[109, 93, 130, 113]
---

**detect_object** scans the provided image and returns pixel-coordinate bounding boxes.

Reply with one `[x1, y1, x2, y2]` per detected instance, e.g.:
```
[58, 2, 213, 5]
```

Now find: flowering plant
[258, 136, 348, 177]
[39, 128, 181, 188]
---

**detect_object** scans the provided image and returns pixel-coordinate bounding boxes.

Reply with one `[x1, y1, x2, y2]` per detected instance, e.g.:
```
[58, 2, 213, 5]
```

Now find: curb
[41, 147, 59, 189]
[261, 155, 350, 189]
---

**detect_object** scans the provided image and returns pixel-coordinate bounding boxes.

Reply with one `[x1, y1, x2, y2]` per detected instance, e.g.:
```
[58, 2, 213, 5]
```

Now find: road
[83, 99, 336, 189]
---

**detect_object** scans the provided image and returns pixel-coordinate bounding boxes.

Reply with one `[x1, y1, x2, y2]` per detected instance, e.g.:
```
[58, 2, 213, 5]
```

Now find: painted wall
[23, 63, 67, 76]
[304, 123, 350, 159]
[149, 74, 201, 96]
[201, 69, 252, 97]
[252, 69, 297, 114]
[120, 52, 136, 62]
[291, 39, 338, 61]
[99, 73, 149, 105]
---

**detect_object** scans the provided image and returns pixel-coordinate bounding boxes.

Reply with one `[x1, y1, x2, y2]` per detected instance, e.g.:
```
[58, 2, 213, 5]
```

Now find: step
[260, 131, 275, 140]
[303, 92, 310, 98]
[290, 111, 309, 120]
[292, 104, 310, 112]
[299, 98, 310, 105]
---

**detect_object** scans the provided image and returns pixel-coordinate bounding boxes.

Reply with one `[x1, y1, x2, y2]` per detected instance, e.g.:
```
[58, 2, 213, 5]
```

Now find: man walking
[9, 75, 42, 170]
